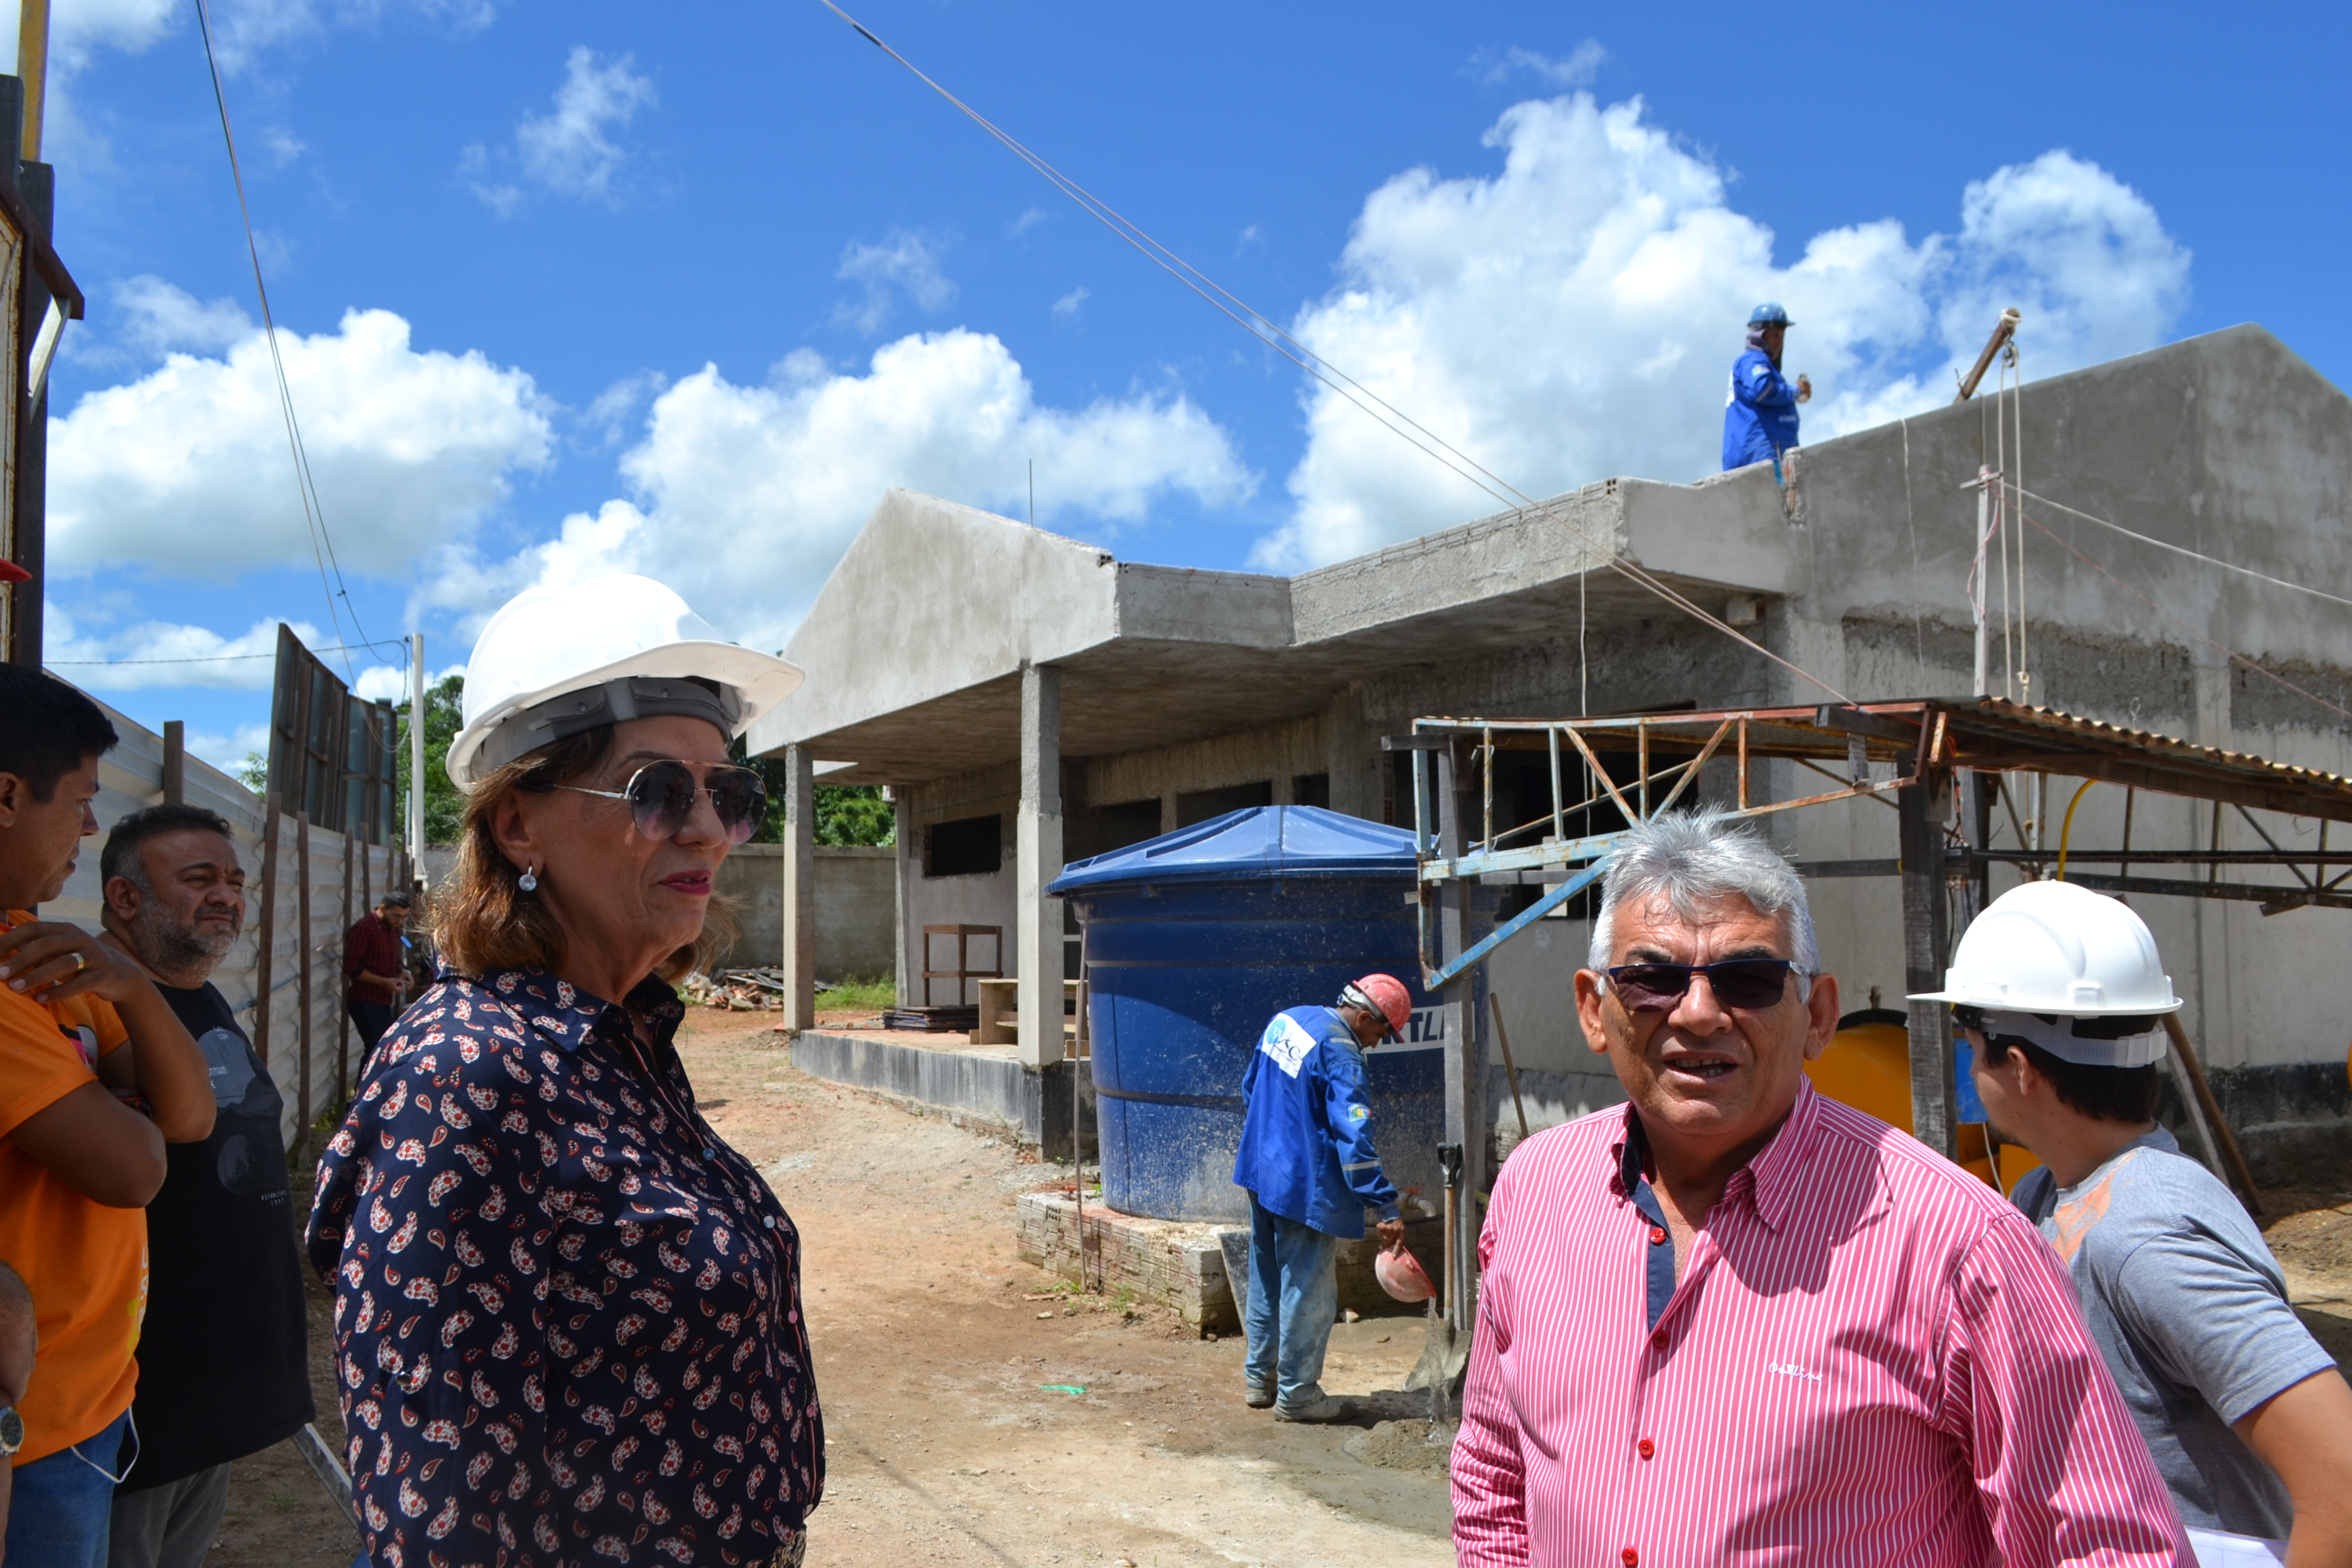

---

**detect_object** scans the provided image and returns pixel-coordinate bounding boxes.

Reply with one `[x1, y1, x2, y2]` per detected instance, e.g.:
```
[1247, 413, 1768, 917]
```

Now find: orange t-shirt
[0, 915, 147, 1463]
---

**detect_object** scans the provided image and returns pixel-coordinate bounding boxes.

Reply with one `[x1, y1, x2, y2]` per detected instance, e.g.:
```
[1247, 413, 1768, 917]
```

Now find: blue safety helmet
[1748, 302, 1793, 327]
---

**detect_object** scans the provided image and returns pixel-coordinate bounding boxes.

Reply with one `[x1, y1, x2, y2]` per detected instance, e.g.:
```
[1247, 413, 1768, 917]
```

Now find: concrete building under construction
[749, 323, 2352, 1182]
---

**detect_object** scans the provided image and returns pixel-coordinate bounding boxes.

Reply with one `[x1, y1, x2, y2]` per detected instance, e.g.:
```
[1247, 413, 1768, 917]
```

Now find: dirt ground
[211, 1009, 1454, 1567]
[205, 1010, 2352, 1566]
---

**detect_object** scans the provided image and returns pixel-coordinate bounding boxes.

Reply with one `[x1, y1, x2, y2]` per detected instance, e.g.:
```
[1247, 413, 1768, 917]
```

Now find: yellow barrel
[1806, 1015, 1910, 1128]
[1807, 1011, 2040, 1194]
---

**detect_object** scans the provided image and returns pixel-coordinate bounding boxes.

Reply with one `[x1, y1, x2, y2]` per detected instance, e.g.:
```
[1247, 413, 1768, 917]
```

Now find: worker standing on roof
[1923, 880, 2352, 1566]
[1722, 303, 1812, 472]
[1231, 974, 1410, 1424]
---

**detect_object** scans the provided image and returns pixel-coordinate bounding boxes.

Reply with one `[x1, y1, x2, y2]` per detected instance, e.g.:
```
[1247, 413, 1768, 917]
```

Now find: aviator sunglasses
[1606, 958, 1801, 1013]
[564, 760, 769, 845]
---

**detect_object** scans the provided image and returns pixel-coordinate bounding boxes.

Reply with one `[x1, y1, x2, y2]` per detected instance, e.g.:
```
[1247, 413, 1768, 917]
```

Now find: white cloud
[1007, 208, 1050, 239]
[508, 46, 655, 204]
[1256, 95, 2189, 568]
[1476, 42, 1606, 88]
[185, 722, 271, 773]
[48, 306, 553, 578]
[834, 229, 956, 335]
[353, 661, 466, 703]
[1051, 287, 1088, 318]
[114, 276, 253, 357]
[436, 329, 1256, 652]
[44, 604, 318, 691]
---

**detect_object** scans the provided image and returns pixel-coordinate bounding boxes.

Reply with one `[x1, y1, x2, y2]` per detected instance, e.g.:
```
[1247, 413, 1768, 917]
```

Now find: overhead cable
[192, 0, 361, 681]
[814, 0, 1852, 706]
[2006, 481, 2352, 613]
[2010, 503, 2352, 725]
[49, 636, 412, 667]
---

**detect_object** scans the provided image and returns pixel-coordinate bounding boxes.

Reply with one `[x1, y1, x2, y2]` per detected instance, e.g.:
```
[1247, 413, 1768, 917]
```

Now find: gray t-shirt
[2014, 1127, 2334, 1538]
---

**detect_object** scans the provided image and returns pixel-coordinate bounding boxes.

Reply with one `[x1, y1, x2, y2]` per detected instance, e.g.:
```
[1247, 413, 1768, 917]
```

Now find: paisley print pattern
[307, 968, 823, 1567]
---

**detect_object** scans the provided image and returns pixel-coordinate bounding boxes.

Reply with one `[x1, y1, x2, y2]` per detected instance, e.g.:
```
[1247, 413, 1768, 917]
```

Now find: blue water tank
[1049, 806, 1445, 1223]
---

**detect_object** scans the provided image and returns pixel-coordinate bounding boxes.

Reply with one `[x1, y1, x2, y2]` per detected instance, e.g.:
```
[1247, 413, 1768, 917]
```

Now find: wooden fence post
[295, 811, 314, 1167]
[251, 796, 281, 1080]
[337, 831, 355, 1105]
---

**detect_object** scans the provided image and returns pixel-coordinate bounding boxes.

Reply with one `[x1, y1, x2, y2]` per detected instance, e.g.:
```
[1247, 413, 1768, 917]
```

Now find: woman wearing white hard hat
[1919, 879, 2352, 1566]
[306, 576, 822, 1568]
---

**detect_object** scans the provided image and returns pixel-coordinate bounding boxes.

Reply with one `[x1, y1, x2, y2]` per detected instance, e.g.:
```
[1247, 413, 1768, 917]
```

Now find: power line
[2006, 480, 2352, 614]
[50, 636, 411, 667]
[191, 0, 364, 682]
[815, 0, 1852, 706]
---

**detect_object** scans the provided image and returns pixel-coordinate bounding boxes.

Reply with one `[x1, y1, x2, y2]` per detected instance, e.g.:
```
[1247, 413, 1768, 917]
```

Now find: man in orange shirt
[0, 666, 214, 1568]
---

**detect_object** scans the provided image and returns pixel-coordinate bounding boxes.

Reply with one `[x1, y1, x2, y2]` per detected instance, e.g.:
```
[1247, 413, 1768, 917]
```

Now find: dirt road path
[212, 1009, 1456, 1568]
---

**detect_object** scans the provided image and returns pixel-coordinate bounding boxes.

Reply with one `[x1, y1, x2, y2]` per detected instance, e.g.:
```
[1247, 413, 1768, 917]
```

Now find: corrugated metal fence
[44, 696, 406, 1152]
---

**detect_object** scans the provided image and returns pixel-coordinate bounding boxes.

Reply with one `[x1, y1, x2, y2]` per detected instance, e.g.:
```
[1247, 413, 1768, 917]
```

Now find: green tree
[731, 741, 895, 847]
[236, 753, 268, 793]
[813, 785, 894, 847]
[394, 674, 468, 849]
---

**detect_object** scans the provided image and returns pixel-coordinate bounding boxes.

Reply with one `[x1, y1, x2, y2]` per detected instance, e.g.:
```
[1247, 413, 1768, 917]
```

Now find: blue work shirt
[1231, 1006, 1401, 1240]
[1722, 347, 1802, 470]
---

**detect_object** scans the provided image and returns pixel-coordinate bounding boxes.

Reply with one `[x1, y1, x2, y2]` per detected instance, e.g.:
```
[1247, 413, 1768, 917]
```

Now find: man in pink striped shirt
[1453, 813, 2190, 1567]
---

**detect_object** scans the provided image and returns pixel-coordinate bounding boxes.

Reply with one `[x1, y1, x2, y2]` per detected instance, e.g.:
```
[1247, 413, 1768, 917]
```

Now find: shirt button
[762, 1215, 777, 1229]
[1637, 1438, 1655, 1460]
[1622, 1550, 1639, 1567]
[1649, 1329, 1668, 1352]
[702, 1147, 716, 1160]
[1648, 1226, 1666, 1245]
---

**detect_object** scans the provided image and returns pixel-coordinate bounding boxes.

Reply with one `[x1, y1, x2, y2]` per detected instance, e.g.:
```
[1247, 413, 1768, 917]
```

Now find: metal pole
[1973, 468, 1993, 698]
[1899, 773, 1957, 1159]
[407, 633, 426, 875]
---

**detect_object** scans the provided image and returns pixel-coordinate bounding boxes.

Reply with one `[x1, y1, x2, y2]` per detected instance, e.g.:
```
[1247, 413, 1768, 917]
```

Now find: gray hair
[1588, 812, 1820, 989]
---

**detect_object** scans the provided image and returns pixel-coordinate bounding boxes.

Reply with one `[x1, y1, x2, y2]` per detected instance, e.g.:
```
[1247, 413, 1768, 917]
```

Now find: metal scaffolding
[1390, 696, 2352, 1330]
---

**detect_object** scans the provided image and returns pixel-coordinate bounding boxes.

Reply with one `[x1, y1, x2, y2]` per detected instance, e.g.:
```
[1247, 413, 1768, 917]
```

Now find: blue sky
[32, 0, 2350, 767]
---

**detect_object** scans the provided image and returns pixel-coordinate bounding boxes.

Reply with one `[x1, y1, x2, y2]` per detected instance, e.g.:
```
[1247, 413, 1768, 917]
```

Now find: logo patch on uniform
[1257, 1015, 1320, 1079]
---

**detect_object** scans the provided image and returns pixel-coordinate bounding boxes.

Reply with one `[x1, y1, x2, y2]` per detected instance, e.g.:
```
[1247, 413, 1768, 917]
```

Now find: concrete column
[1017, 664, 1065, 1068]
[1899, 770, 1956, 1159]
[780, 746, 817, 1032]
[1159, 791, 1177, 835]
[1325, 685, 1382, 821]
[892, 789, 915, 1009]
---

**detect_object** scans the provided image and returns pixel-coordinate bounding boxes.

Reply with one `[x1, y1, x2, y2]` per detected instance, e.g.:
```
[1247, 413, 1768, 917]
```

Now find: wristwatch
[0, 1405, 22, 1458]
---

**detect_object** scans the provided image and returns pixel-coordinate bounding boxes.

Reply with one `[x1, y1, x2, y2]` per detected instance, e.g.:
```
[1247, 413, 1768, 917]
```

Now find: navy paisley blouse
[307, 968, 822, 1567]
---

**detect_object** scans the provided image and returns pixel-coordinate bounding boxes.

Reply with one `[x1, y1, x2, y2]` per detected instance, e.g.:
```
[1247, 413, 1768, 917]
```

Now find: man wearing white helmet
[1925, 879, 2352, 1565]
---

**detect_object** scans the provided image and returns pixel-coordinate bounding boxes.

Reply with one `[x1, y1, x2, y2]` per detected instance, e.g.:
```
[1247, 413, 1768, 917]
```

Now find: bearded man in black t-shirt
[96, 806, 314, 1568]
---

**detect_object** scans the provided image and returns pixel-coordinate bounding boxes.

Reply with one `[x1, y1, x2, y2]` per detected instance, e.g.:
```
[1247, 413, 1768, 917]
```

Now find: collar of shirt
[1607, 1075, 1823, 1237]
[476, 966, 685, 1056]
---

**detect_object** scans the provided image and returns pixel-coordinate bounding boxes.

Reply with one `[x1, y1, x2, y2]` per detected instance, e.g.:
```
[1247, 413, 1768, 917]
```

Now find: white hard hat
[1912, 879, 2180, 1068]
[446, 575, 803, 789]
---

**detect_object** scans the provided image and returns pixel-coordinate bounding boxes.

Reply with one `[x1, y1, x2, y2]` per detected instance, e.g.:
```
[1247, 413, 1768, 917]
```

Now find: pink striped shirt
[1453, 1079, 2191, 1567]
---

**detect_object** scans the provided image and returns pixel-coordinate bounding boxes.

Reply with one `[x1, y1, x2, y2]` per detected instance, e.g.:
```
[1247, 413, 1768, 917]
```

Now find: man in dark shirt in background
[340, 889, 410, 1059]
[97, 805, 312, 1568]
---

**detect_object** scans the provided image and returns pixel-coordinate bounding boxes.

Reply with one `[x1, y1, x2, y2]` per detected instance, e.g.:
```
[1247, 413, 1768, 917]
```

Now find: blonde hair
[429, 728, 735, 987]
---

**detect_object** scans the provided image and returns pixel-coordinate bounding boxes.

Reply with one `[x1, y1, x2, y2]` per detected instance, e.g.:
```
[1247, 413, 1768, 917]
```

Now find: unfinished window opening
[1291, 772, 1331, 809]
[1176, 781, 1273, 828]
[923, 813, 1002, 878]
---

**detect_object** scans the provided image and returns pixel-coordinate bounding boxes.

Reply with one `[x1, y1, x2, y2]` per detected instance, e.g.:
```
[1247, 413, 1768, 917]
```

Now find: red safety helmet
[1374, 1242, 1436, 1304]
[1341, 973, 1413, 1041]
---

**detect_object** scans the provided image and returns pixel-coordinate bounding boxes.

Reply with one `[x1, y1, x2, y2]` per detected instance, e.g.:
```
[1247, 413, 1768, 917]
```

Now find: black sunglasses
[1606, 958, 1801, 1013]
[565, 761, 769, 845]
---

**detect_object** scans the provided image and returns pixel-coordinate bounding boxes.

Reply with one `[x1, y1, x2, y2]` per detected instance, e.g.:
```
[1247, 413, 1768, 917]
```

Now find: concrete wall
[713, 843, 897, 980]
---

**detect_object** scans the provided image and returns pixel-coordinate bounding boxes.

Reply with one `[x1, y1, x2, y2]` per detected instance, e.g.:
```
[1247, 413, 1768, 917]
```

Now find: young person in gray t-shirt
[1921, 881, 2352, 1563]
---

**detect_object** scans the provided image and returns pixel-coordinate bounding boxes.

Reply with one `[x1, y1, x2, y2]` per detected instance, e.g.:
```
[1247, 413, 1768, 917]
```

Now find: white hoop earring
[518, 865, 539, 893]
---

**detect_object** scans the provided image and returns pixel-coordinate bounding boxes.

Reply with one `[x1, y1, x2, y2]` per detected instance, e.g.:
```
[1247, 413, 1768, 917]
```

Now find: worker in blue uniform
[1722, 302, 1812, 472]
[1230, 973, 1410, 1422]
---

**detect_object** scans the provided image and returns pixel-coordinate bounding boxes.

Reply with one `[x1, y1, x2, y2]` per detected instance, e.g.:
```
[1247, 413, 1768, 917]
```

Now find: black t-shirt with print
[121, 981, 315, 1490]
